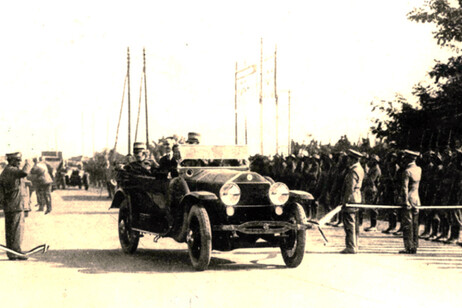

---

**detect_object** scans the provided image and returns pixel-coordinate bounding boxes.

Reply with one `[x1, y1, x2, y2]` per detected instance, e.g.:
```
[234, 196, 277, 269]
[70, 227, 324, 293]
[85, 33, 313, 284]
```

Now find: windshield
[178, 145, 249, 168]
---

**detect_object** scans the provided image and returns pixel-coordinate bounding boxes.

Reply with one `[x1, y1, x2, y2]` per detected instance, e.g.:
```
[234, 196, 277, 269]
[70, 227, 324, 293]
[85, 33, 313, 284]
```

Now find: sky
[0, 0, 454, 158]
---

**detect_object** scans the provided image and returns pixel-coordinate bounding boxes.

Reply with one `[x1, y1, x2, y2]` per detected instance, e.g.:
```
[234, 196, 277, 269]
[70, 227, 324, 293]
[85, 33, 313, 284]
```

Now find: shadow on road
[61, 195, 110, 202]
[31, 249, 286, 273]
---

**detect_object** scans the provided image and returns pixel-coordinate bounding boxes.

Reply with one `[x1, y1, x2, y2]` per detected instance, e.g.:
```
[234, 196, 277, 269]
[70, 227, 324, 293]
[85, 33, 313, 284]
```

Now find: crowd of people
[3, 134, 462, 259]
[249, 145, 462, 248]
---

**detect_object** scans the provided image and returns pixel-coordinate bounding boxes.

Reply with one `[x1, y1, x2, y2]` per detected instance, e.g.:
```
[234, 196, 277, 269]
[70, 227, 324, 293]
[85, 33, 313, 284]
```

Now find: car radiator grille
[236, 183, 270, 206]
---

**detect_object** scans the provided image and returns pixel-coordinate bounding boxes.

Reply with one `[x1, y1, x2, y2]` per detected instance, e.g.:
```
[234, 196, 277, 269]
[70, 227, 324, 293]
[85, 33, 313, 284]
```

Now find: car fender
[289, 190, 314, 203]
[109, 189, 128, 209]
[174, 193, 217, 243]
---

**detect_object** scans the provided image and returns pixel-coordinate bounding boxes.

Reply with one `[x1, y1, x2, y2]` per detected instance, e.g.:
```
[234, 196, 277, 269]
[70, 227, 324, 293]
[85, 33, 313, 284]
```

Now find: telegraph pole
[259, 38, 264, 155]
[235, 62, 238, 145]
[288, 90, 291, 155]
[127, 47, 132, 155]
[274, 45, 278, 155]
[144, 48, 149, 148]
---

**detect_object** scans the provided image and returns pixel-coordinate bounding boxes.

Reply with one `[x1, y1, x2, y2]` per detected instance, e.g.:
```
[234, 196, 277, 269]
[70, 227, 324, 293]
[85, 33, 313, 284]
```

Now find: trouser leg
[5, 211, 24, 259]
[369, 209, 378, 227]
[412, 210, 419, 249]
[343, 208, 358, 251]
[401, 209, 413, 251]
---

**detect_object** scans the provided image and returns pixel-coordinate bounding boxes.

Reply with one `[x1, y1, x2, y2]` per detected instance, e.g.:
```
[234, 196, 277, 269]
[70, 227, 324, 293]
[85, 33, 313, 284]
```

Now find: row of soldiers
[249, 147, 462, 245]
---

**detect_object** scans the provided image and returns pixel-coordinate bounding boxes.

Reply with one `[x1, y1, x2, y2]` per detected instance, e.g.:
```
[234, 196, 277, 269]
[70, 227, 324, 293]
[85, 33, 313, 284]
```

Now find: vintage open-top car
[110, 145, 314, 270]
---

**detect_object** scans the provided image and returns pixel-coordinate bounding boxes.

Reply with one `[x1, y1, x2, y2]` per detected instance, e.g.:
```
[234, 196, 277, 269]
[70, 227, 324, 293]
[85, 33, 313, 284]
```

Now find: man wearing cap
[186, 132, 201, 145]
[0, 152, 32, 260]
[158, 139, 179, 179]
[363, 154, 382, 232]
[399, 150, 422, 254]
[124, 142, 158, 175]
[341, 149, 365, 254]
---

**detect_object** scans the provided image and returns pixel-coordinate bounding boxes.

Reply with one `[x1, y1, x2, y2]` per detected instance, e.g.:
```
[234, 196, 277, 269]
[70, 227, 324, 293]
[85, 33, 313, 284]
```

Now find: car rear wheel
[280, 203, 306, 268]
[186, 205, 212, 271]
[118, 200, 139, 254]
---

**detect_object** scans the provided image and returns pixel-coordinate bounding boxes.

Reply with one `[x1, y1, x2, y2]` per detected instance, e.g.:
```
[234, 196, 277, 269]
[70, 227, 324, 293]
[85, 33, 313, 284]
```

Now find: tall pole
[259, 38, 264, 155]
[144, 48, 149, 148]
[235, 62, 238, 145]
[274, 45, 278, 155]
[127, 47, 131, 155]
[288, 90, 291, 155]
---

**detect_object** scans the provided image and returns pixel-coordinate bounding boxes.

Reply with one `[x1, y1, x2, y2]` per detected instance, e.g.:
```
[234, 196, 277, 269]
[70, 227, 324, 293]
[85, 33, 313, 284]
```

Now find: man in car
[158, 139, 179, 179]
[0, 152, 32, 260]
[124, 142, 158, 175]
[186, 132, 201, 145]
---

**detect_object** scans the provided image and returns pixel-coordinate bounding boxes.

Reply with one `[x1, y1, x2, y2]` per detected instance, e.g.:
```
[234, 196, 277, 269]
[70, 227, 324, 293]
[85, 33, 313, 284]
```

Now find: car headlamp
[269, 182, 290, 206]
[220, 183, 241, 206]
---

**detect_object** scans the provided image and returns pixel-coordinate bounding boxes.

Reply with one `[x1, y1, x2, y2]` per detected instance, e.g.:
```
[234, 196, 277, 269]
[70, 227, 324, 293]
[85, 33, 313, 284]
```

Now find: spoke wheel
[186, 205, 212, 271]
[280, 203, 306, 268]
[118, 200, 139, 254]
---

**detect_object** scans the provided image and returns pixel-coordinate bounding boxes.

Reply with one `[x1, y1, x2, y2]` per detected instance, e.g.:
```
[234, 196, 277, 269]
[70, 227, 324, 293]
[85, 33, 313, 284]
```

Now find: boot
[446, 225, 460, 244]
[436, 224, 450, 242]
[428, 219, 440, 241]
[419, 219, 432, 239]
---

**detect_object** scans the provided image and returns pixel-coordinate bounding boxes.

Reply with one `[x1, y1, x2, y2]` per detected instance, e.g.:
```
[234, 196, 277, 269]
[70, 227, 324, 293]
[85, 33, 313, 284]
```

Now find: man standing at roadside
[363, 154, 382, 232]
[0, 152, 32, 260]
[341, 149, 365, 254]
[399, 150, 422, 254]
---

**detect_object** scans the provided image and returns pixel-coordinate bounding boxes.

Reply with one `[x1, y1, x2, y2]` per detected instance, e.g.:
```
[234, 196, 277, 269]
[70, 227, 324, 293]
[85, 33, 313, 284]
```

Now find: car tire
[280, 203, 306, 268]
[186, 205, 212, 271]
[118, 199, 140, 254]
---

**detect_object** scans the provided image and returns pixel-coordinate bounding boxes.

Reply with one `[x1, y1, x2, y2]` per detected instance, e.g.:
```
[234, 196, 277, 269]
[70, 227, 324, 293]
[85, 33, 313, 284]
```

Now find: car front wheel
[280, 203, 306, 268]
[118, 200, 140, 254]
[186, 205, 212, 271]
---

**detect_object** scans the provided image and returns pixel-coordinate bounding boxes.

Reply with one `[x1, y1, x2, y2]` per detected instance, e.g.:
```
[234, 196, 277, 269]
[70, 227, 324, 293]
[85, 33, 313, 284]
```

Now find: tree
[370, 0, 462, 152]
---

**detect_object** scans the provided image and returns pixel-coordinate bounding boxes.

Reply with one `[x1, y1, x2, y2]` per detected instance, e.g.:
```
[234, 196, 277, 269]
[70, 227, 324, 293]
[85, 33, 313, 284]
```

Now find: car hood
[185, 168, 269, 186]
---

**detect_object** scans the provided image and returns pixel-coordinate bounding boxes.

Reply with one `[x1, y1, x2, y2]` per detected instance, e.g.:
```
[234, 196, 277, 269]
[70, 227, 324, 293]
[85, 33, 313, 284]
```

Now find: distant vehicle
[110, 144, 314, 271]
[64, 159, 89, 190]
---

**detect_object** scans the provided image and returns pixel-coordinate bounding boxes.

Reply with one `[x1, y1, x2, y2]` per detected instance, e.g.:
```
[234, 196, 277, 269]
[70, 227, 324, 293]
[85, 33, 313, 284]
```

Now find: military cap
[403, 149, 420, 157]
[6, 152, 22, 160]
[133, 142, 146, 152]
[347, 149, 363, 158]
[369, 154, 380, 162]
[186, 132, 201, 144]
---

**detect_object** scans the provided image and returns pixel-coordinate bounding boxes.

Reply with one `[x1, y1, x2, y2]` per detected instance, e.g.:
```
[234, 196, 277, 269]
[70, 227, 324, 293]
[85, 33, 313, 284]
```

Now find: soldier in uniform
[363, 154, 382, 231]
[0, 152, 32, 260]
[447, 148, 462, 244]
[381, 152, 401, 234]
[341, 149, 365, 254]
[399, 150, 422, 254]
[158, 139, 179, 179]
[186, 132, 201, 145]
[124, 142, 158, 175]
[30, 157, 53, 214]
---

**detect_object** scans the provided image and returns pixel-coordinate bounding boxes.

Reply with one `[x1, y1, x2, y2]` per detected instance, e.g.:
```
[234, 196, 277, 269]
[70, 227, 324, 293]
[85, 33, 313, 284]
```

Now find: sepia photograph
[1, 0, 462, 307]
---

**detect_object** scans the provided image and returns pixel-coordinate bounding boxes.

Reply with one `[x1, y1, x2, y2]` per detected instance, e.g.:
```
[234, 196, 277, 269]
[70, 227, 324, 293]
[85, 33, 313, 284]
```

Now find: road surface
[0, 188, 461, 308]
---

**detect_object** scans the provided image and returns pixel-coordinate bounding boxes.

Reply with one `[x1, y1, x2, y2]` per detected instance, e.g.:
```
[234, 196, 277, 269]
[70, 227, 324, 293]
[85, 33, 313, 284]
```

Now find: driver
[124, 142, 158, 175]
